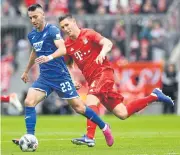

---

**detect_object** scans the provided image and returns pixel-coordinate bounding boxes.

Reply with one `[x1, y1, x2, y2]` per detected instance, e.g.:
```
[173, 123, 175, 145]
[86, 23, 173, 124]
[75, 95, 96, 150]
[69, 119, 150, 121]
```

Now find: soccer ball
[19, 134, 38, 152]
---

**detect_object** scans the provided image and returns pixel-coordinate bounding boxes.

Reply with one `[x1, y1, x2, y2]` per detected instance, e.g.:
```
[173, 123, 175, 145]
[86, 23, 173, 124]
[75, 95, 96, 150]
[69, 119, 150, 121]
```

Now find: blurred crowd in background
[1, 0, 173, 17]
[1, 0, 180, 115]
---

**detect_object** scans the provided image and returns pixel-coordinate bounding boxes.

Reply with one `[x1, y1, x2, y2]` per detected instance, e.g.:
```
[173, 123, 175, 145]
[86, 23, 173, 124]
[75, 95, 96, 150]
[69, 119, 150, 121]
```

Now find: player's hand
[21, 72, 29, 83]
[35, 55, 50, 64]
[95, 53, 106, 65]
[74, 81, 82, 90]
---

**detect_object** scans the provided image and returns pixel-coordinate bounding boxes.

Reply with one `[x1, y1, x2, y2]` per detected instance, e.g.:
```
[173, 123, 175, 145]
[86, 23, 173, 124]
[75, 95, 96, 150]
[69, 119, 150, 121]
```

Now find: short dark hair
[59, 14, 73, 22]
[28, 3, 43, 11]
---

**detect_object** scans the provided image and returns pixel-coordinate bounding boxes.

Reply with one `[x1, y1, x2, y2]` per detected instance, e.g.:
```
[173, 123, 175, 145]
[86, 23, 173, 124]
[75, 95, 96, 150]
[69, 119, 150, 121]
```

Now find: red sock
[1, 95, 10, 102]
[86, 105, 99, 139]
[125, 95, 158, 117]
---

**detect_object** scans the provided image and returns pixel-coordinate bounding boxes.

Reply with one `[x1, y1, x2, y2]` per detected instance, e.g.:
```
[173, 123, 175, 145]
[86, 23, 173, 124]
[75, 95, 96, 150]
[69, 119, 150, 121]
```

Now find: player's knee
[24, 98, 36, 107]
[70, 101, 85, 114]
[119, 114, 128, 120]
[113, 109, 128, 120]
[74, 104, 85, 114]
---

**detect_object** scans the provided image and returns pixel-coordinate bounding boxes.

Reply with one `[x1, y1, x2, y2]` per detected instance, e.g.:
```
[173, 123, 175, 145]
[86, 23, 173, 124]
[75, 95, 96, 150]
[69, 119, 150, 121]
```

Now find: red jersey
[65, 29, 113, 84]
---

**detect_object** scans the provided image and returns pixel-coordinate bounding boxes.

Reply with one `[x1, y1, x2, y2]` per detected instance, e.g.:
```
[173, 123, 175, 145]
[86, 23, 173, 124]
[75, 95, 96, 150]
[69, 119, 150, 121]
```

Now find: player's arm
[89, 30, 113, 64]
[21, 49, 36, 83]
[51, 39, 67, 58]
[35, 26, 67, 64]
[96, 37, 113, 64]
[99, 37, 113, 55]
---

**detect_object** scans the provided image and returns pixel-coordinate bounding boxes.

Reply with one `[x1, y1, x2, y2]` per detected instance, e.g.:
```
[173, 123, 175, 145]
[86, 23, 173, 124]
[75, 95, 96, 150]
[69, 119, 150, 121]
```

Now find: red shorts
[87, 69, 124, 111]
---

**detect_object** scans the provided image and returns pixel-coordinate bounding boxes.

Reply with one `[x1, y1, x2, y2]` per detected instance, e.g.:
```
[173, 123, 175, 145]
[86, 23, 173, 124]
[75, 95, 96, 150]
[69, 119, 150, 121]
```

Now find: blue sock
[84, 106, 105, 129]
[25, 107, 36, 135]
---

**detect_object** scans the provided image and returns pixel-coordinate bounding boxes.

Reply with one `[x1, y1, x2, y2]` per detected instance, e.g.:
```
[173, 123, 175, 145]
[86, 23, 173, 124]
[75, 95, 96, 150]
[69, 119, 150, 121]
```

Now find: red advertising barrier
[112, 62, 163, 103]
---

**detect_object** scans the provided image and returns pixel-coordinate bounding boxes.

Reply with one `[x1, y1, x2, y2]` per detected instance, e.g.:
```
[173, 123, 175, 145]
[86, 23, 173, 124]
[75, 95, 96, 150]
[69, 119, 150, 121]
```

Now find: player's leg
[24, 88, 46, 134]
[86, 95, 100, 138]
[67, 97, 114, 147]
[12, 79, 52, 145]
[71, 94, 100, 147]
[57, 79, 113, 147]
[110, 88, 174, 119]
[12, 88, 46, 145]
[1, 93, 23, 112]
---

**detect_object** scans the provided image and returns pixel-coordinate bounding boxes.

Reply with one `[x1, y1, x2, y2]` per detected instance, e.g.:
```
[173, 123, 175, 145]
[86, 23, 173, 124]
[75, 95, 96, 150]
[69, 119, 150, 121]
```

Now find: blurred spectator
[129, 0, 142, 14]
[108, 0, 123, 14]
[130, 33, 140, 62]
[17, 0, 28, 17]
[141, 0, 156, 14]
[156, 0, 167, 13]
[111, 20, 126, 55]
[69, 0, 85, 14]
[139, 19, 153, 41]
[2, 0, 16, 17]
[96, 5, 106, 14]
[162, 63, 178, 114]
[47, 0, 69, 16]
[151, 21, 166, 46]
[108, 40, 128, 65]
[150, 21, 167, 61]
[139, 39, 151, 61]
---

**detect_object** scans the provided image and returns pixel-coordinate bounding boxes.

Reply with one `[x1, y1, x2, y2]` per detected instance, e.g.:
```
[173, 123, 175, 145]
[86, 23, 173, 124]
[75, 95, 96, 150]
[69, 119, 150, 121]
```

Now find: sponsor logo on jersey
[33, 41, 44, 52]
[74, 51, 83, 60]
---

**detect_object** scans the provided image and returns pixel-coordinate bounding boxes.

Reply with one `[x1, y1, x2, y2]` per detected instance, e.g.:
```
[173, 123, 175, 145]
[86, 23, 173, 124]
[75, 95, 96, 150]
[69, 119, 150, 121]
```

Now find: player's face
[28, 8, 45, 30]
[60, 18, 76, 37]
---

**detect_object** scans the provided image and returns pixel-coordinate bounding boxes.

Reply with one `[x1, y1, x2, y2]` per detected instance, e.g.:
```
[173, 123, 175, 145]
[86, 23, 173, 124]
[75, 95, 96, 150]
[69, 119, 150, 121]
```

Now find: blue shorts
[31, 77, 79, 99]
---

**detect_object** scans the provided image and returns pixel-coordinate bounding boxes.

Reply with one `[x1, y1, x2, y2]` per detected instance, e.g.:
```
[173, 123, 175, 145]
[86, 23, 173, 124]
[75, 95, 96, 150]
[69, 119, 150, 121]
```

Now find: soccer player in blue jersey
[12, 3, 113, 147]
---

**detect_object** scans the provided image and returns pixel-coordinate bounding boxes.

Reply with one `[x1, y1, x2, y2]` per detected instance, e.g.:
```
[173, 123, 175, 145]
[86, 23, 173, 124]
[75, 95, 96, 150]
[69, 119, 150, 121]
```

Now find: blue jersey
[28, 24, 79, 99]
[28, 23, 70, 81]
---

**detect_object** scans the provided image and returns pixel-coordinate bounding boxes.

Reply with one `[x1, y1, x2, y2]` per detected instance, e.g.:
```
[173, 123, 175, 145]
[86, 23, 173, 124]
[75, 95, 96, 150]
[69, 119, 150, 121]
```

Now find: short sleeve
[88, 29, 104, 44]
[49, 25, 62, 40]
[27, 33, 33, 46]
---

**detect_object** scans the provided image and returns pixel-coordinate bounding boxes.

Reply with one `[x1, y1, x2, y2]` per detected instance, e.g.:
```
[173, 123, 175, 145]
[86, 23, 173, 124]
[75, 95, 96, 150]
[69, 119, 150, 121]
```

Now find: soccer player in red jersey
[57, 14, 174, 147]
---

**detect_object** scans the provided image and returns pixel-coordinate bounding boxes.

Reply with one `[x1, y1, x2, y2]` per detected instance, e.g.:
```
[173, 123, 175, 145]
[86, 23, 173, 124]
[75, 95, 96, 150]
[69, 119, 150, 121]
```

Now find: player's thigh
[86, 94, 100, 106]
[25, 88, 46, 107]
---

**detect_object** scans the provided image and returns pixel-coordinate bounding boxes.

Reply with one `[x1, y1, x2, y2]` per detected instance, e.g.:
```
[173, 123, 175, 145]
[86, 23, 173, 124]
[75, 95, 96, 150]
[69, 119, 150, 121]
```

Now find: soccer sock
[84, 106, 105, 130]
[86, 105, 99, 139]
[1, 96, 10, 102]
[125, 94, 158, 117]
[25, 107, 36, 135]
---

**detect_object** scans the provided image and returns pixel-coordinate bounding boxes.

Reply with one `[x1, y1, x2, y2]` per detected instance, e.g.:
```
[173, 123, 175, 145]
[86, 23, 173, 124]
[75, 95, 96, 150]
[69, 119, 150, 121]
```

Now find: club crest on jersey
[33, 41, 44, 52]
[83, 38, 88, 44]
[70, 48, 74, 51]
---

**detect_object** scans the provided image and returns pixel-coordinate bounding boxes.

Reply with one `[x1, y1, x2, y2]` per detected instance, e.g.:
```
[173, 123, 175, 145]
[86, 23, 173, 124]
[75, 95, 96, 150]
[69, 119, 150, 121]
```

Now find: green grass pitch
[1, 115, 180, 155]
